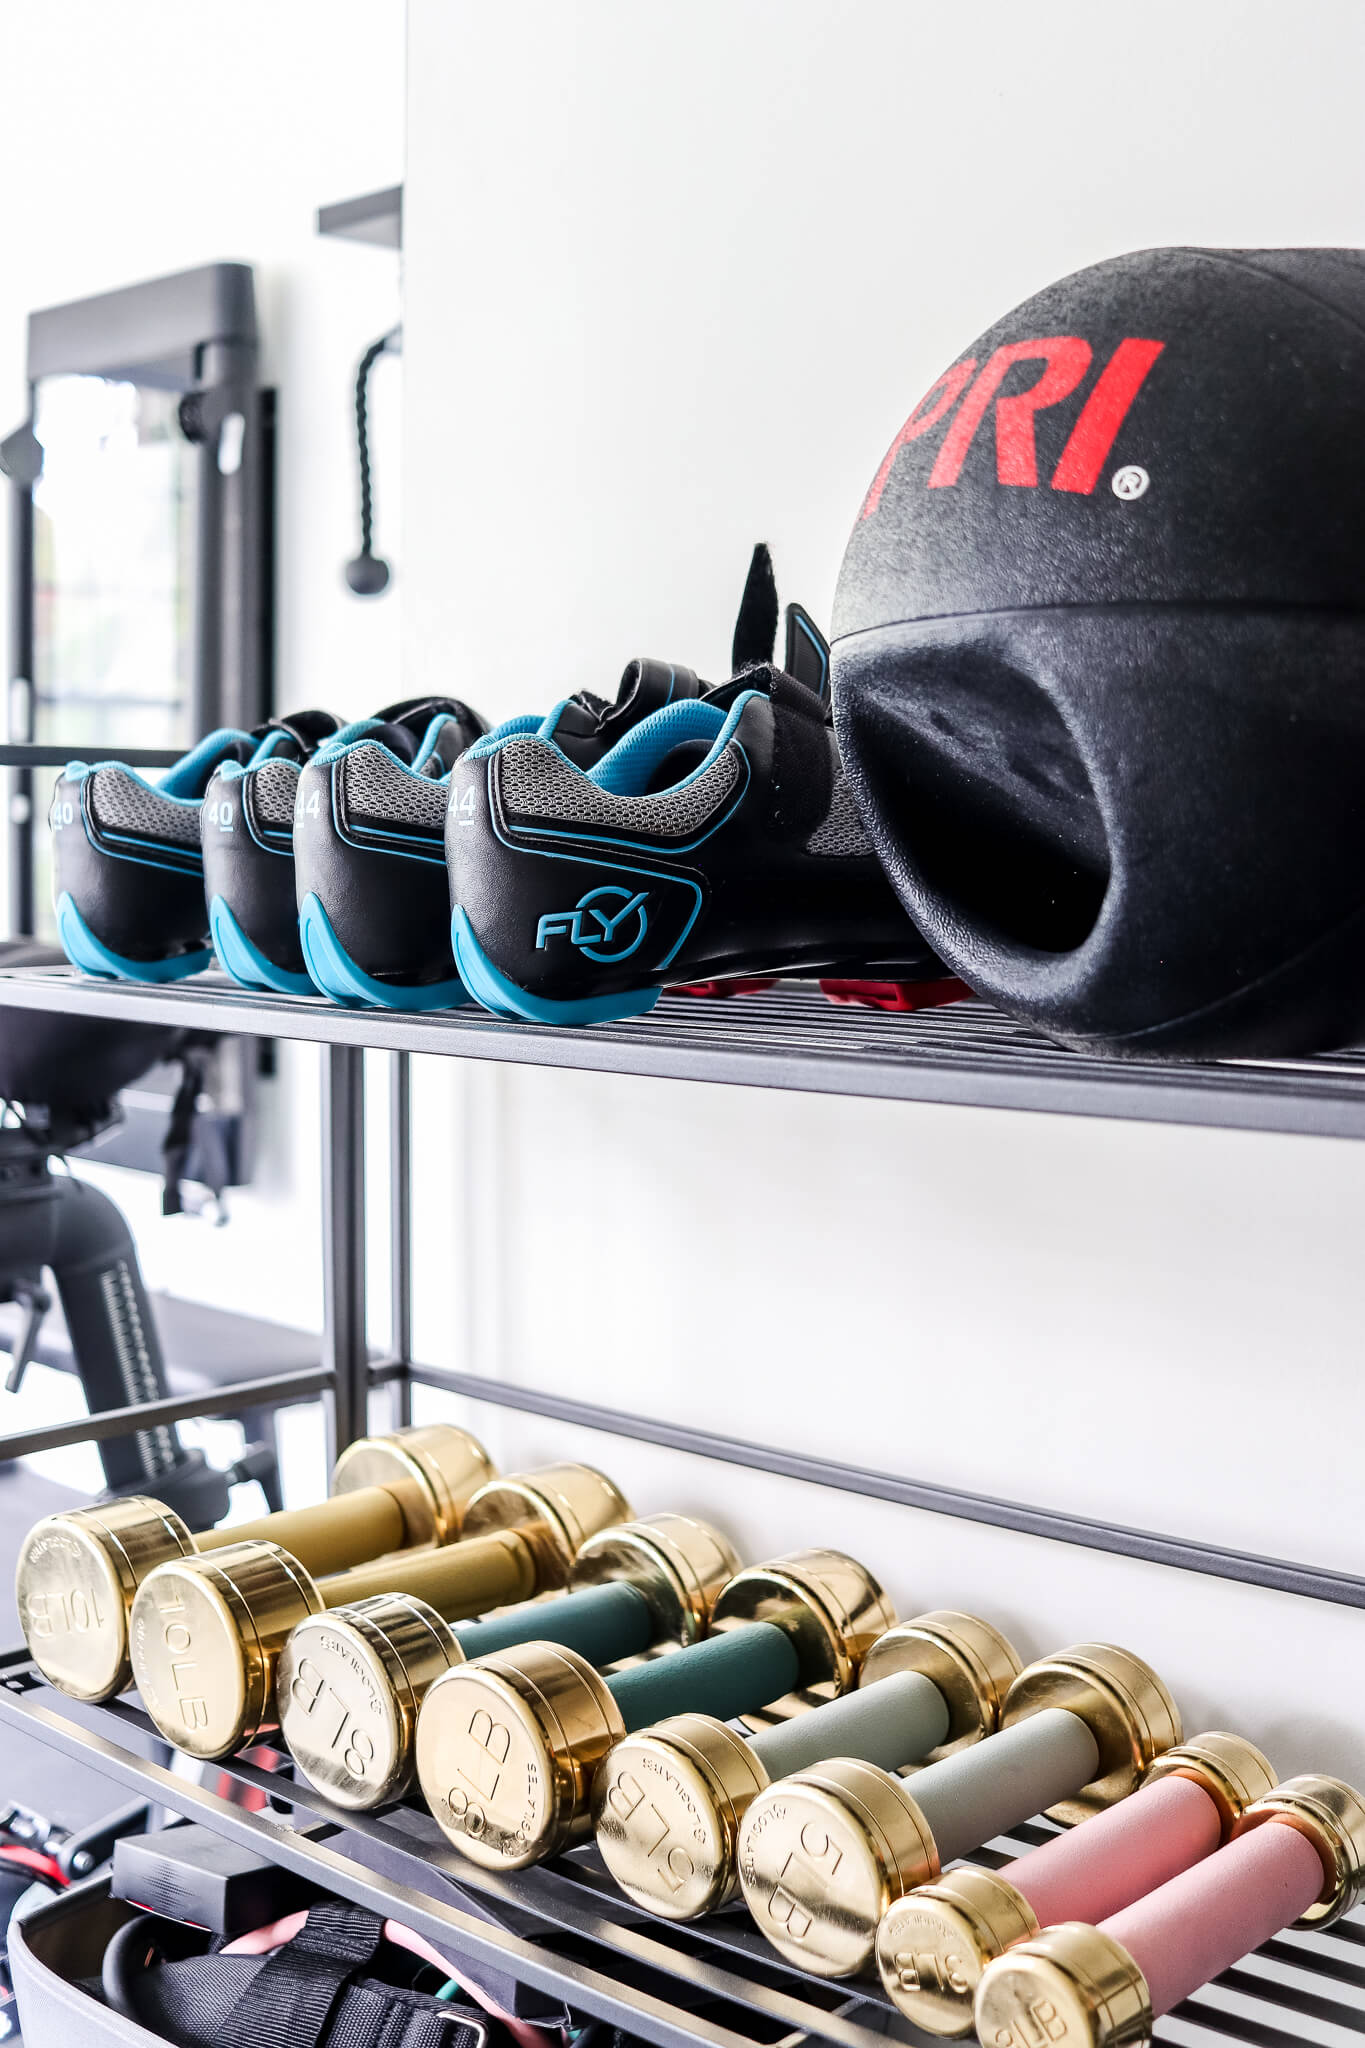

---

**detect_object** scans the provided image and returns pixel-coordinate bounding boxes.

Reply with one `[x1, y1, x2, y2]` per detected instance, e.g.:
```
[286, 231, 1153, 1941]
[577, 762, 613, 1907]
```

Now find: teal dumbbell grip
[455, 1580, 655, 1665]
[749, 1667, 951, 1779]
[607, 1621, 800, 1733]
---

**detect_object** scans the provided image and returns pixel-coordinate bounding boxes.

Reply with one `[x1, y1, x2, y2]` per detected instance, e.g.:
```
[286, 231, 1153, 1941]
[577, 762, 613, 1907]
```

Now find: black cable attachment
[346, 327, 401, 596]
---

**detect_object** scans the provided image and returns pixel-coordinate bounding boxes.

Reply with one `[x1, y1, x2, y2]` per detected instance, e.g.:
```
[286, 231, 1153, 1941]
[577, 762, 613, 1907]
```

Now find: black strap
[220, 1903, 386, 2048]
[765, 667, 834, 840]
[325, 1981, 486, 2048]
[114, 1939, 491, 2048]
[162, 1036, 219, 1216]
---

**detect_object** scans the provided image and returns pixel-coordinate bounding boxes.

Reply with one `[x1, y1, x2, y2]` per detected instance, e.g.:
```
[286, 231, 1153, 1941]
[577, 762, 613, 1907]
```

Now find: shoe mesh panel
[805, 773, 872, 858]
[341, 744, 448, 832]
[497, 736, 740, 837]
[250, 758, 301, 828]
[89, 768, 200, 847]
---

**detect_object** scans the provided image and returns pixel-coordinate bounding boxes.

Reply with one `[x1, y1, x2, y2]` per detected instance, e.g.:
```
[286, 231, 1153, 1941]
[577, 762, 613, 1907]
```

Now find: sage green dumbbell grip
[908, 1707, 1101, 1865]
[749, 1668, 950, 1778]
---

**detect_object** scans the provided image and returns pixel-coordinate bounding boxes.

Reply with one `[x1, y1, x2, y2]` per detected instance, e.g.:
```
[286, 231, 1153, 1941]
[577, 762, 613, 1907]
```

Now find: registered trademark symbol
[1111, 464, 1150, 500]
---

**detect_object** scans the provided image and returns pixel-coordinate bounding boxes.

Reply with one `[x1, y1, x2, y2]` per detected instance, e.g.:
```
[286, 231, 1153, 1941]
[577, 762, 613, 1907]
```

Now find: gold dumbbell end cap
[709, 1549, 897, 1702]
[975, 1925, 1152, 2048]
[1236, 1774, 1365, 1926]
[1001, 1644, 1183, 1824]
[415, 1641, 623, 1869]
[737, 1760, 937, 1979]
[859, 1611, 1022, 1756]
[572, 1515, 742, 1644]
[129, 1540, 321, 1760]
[331, 1425, 493, 1546]
[17, 1499, 195, 1701]
[461, 1465, 632, 1590]
[877, 1867, 1041, 2037]
[1142, 1732, 1277, 1841]
[278, 1594, 461, 1811]
[593, 1715, 769, 1919]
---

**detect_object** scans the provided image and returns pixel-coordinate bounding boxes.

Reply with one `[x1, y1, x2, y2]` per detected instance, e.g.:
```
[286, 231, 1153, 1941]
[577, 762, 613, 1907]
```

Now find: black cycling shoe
[201, 709, 343, 995]
[292, 670, 717, 1008]
[52, 727, 264, 982]
[446, 657, 941, 1026]
[296, 545, 812, 1011]
[294, 697, 488, 1009]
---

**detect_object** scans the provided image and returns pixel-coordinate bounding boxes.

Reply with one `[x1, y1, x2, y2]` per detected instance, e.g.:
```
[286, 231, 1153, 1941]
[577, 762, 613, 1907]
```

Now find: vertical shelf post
[390, 1048, 413, 1425]
[322, 1042, 367, 1461]
[7, 437, 35, 936]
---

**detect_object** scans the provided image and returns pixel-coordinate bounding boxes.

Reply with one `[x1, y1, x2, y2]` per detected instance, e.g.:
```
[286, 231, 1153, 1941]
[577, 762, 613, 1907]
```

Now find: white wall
[403, 0, 1365, 1780]
[0, 0, 408, 1494]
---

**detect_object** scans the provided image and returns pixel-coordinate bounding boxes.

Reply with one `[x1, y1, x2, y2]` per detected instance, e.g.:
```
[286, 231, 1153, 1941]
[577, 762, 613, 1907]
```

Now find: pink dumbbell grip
[1102, 1819, 1324, 2018]
[1005, 1775, 1222, 1929]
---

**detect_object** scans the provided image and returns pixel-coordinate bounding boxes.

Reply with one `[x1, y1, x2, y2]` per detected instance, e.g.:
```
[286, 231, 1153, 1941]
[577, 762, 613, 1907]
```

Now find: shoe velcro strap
[220, 1902, 385, 2048]
[765, 667, 834, 841]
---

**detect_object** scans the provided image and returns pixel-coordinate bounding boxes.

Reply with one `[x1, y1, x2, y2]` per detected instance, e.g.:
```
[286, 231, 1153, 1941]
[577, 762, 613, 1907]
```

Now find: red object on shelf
[215, 1745, 289, 1813]
[669, 977, 779, 998]
[819, 975, 973, 1012]
[0, 1846, 68, 1886]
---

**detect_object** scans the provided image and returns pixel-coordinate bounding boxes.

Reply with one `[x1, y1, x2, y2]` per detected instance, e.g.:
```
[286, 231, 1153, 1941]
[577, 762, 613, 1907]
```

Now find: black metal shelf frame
[3, 956, 1365, 2046]
[1, 964, 1364, 1603]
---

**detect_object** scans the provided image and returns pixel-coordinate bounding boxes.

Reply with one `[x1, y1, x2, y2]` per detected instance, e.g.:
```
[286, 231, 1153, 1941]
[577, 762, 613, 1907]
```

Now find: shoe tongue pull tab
[368, 697, 488, 773]
[549, 664, 703, 767]
[375, 695, 483, 733]
[732, 541, 780, 672]
[275, 708, 344, 750]
[251, 709, 344, 761]
[617, 659, 702, 721]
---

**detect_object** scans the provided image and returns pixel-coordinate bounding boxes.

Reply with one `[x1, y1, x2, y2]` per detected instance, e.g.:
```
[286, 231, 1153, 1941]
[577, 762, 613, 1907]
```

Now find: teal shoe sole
[56, 893, 212, 983]
[209, 896, 316, 996]
[299, 893, 470, 1010]
[450, 908, 661, 1026]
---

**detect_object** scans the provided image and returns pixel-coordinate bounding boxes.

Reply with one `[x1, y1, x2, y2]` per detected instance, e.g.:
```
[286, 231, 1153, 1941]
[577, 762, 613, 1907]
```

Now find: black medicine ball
[831, 246, 1365, 1059]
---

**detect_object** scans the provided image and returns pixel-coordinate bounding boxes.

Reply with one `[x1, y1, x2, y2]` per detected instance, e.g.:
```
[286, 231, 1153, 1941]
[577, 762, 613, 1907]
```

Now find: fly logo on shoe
[535, 885, 650, 963]
[860, 336, 1165, 515]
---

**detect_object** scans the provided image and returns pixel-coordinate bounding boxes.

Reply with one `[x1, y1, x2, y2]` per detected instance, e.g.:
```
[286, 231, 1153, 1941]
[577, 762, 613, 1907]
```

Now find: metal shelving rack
[2, 963, 1364, 2048]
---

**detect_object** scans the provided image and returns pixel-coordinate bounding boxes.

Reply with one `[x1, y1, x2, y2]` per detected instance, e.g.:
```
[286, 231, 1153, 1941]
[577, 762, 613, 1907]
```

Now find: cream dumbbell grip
[736, 1644, 1181, 1980]
[14, 1423, 493, 1702]
[593, 1612, 1020, 1920]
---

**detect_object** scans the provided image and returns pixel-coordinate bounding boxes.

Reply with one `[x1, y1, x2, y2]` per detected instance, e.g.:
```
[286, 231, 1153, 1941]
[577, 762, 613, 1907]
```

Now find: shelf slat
[4, 967, 1365, 1139]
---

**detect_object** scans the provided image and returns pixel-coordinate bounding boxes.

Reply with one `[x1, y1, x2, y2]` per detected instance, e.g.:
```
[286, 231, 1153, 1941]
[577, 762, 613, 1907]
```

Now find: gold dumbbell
[415, 1548, 895, 1871]
[128, 1463, 628, 1758]
[276, 1513, 741, 1809]
[737, 1643, 1180, 1980]
[15, 1423, 493, 1702]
